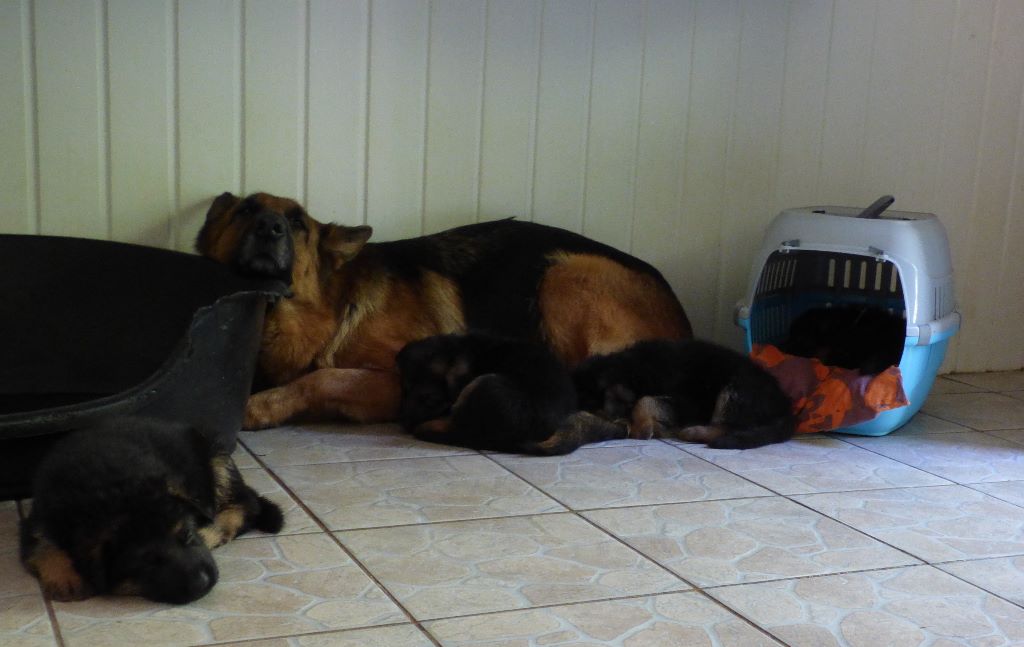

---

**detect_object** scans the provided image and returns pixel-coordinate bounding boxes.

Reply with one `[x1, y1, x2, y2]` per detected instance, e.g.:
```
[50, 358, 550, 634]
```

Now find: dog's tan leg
[629, 396, 675, 440]
[414, 418, 452, 435]
[25, 538, 90, 601]
[198, 507, 247, 550]
[244, 368, 402, 428]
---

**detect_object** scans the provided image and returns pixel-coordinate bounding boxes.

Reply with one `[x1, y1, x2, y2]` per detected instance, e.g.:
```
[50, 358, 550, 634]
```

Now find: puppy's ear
[206, 192, 240, 223]
[320, 224, 373, 268]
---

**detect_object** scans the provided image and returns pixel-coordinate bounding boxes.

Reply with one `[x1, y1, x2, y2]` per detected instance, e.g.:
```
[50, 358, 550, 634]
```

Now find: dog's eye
[286, 209, 306, 231]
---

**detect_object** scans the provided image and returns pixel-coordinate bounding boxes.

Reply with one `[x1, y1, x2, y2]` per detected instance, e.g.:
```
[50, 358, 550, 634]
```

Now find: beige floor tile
[986, 428, 1024, 445]
[1, 502, 42, 600]
[876, 411, 971, 434]
[424, 592, 780, 646]
[681, 436, 949, 494]
[53, 534, 405, 647]
[710, 565, 1024, 646]
[0, 594, 57, 647]
[216, 623, 434, 647]
[336, 513, 686, 620]
[969, 480, 1024, 507]
[584, 498, 918, 587]
[240, 467, 320, 536]
[240, 424, 472, 467]
[275, 455, 562, 531]
[492, 443, 769, 509]
[940, 556, 1024, 606]
[841, 431, 1024, 483]
[795, 485, 1024, 562]
[928, 376, 986, 395]
[232, 444, 259, 469]
[945, 371, 1024, 392]
[922, 392, 1024, 430]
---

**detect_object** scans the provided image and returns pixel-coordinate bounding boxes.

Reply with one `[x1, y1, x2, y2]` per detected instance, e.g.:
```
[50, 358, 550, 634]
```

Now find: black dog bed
[0, 235, 286, 500]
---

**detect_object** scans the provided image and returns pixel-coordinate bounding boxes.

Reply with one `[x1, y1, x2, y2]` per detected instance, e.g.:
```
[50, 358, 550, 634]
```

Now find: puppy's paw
[253, 495, 285, 534]
[32, 550, 91, 601]
[243, 393, 285, 430]
[630, 396, 674, 439]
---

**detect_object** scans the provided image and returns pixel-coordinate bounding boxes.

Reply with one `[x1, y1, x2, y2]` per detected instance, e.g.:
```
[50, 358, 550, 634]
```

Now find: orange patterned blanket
[751, 344, 909, 433]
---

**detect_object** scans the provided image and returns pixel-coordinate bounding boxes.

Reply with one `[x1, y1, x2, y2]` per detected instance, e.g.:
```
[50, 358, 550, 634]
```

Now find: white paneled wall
[3, 0, 1024, 372]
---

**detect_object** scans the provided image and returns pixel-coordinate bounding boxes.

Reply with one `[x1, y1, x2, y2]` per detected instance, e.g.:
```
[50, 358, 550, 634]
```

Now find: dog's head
[572, 356, 636, 422]
[395, 335, 476, 427]
[196, 192, 372, 297]
[99, 481, 220, 604]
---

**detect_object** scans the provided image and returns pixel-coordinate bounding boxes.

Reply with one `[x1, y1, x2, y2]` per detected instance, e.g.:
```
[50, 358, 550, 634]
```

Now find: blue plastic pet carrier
[735, 199, 960, 436]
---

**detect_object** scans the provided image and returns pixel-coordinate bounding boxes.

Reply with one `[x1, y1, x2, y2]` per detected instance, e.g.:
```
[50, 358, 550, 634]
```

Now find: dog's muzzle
[234, 211, 295, 282]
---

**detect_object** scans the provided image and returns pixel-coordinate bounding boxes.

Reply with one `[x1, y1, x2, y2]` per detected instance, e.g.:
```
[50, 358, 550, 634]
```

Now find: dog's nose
[253, 212, 287, 239]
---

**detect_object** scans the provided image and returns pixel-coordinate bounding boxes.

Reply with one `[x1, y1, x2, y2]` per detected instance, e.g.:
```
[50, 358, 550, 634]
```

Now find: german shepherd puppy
[20, 417, 283, 603]
[396, 333, 626, 454]
[195, 192, 691, 431]
[780, 305, 906, 375]
[573, 340, 795, 449]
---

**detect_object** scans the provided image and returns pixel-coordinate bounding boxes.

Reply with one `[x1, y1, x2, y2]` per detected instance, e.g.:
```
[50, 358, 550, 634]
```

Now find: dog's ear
[206, 192, 240, 223]
[320, 224, 373, 268]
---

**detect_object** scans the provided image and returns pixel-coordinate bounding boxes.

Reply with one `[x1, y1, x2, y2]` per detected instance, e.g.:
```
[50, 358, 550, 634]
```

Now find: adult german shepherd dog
[196, 192, 692, 433]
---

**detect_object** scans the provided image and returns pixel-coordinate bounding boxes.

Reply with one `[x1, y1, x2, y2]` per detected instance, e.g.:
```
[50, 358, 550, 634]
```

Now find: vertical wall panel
[243, 0, 306, 199]
[0, 0, 34, 234]
[478, 0, 541, 221]
[423, 0, 485, 233]
[817, 0, 876, 206]
[366, 0, 429, 239]
[531, 0, 595, 231]
[306, 0, 368, 225]
[581, 0, 643, 251]
[861, 1, 955, 211]
[715, 0, 787, 343]
[107, 0, 174, 247]
[772, 0, 831, 213]
[34, 0, 107, 238]
[176, 0, 242, 251]
[960, 0, 1024, 371]
[924, 0, 994, 370]
[677, 0, 740, 338]
[631, 0, 693, 300]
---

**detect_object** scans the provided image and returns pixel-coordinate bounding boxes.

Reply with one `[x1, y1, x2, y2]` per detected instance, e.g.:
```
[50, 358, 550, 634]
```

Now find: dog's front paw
[35, 556, 91, 601]
[243, 392, 286, 430]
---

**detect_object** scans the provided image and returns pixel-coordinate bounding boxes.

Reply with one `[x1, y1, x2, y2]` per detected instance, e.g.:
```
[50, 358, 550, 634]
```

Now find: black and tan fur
[20, 417, 283, 603]
[396, 333, 626, 455]
[573, 339, 795, 450]
[196, 192, 692, 430]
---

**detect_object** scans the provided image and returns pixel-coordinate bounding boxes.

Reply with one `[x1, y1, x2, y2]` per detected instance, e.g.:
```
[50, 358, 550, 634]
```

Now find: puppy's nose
[253, 212, 286, 239]
[191, 561, 218, 599]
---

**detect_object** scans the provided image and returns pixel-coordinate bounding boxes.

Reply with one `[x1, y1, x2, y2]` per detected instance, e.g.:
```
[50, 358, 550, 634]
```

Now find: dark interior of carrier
[749, 249, 908, 368]
[0, 235, 284, 500]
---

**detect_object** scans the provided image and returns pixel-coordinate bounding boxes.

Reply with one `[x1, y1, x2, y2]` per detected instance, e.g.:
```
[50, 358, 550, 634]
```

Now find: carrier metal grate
[750, 250, 906, 346]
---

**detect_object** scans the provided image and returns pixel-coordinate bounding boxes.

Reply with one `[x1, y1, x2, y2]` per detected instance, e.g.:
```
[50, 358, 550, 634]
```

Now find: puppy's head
[572, 356, 635, 422]
[396, 335, 475, 427]
[102, 483, 219, 604]
[196, 192, 372, 296]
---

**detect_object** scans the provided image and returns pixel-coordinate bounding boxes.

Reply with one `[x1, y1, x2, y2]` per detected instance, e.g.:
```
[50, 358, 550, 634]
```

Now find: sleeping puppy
[780, 305, 905, 375]
[573, 339, 795, 449]
[396, 333, 626, 455]
[20, 416, 283, 604]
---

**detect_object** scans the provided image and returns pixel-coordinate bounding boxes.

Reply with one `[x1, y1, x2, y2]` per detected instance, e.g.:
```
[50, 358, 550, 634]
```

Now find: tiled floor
[6, 372, 1024, 646]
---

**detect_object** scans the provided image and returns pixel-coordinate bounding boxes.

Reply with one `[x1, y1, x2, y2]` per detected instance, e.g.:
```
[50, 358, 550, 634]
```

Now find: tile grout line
[236, 438, 445, 647]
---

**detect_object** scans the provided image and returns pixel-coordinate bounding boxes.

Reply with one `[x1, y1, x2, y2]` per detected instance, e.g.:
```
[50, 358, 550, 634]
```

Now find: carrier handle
[857, 195, 895, 219]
